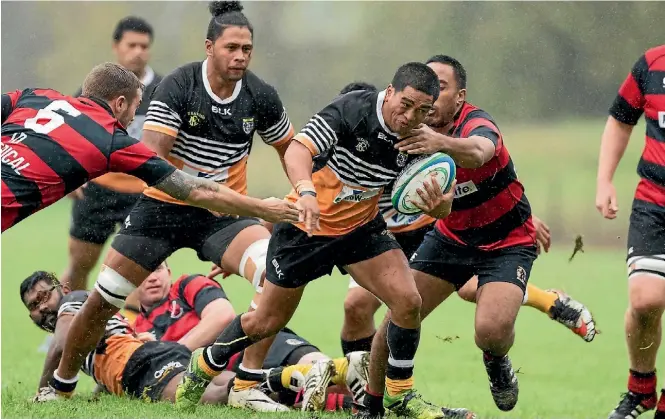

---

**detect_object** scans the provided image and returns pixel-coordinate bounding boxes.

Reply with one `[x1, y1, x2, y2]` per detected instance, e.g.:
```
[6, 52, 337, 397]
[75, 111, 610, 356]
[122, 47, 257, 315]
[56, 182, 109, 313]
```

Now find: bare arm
[597, 116, 633, 183]
[37, 315, 74, 389]
[141, 130, 176, 159]
[284, 140, 314, 187]
[273, 140, 292, 178]
[433, 134, 495, 168]
[177, 299, 236, 350]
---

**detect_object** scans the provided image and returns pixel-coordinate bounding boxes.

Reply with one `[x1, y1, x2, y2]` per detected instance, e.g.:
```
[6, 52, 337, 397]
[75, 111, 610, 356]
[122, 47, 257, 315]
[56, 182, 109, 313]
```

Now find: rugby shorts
[266, 214, 401, 288]
[121, 340, 191, 402]
[410, 227, 537, 293]
[69, 182, 141, 245]
[627, 199, 665, 279]
[111, 195, 260, 271]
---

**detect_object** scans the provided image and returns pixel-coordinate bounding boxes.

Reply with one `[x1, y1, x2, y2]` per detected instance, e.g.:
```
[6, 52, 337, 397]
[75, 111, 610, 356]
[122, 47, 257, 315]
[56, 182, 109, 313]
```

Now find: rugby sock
[325, 393, 354, 412]
[341, 333, 375, 355]
[385, 321, 420, 396]
[280, 364, 312, 389]
[233, 363, 264, 390]
[331, 357, 349, 386]
[50, 370, 78, 398]
[363, 386, 385, 416]
[206, 314, 254, 372]
[657, 389, 665, 414]
[628, 369, 657, 396]
[523, 284, 557, 314]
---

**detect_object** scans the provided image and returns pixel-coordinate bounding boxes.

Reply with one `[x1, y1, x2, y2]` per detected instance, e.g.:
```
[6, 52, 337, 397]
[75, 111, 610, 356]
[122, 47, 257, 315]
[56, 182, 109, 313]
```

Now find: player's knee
[242, 311, 284, 340]
[344, 291, 376, 325]
[475, 315, 515, 347]
[391, 290, 422, 322]
[94, 265, 137, 309]
[629, 273, 665, 318]
[239, 239, 269, 293]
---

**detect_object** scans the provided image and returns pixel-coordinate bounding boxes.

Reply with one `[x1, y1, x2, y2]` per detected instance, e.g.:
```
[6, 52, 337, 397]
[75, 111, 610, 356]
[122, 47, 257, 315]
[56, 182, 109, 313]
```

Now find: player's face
[23, 281, 63, 332]
[113, 31, 152, 75]
[113, 88, 143, 129]
[137, 263, 172, 307]
[425, 62, 466, 128]
[383, 86, 435, 136]
[206, 26, 253, 82]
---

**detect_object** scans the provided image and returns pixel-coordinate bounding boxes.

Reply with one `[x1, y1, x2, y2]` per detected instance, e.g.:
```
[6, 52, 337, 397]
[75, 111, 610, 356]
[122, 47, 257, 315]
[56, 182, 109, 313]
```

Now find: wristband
[299, 190, 317, 197]
[295, 180, 316, 195]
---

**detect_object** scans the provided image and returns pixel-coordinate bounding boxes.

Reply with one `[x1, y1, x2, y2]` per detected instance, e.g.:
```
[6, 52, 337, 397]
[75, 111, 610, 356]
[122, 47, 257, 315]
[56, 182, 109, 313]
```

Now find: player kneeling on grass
[22, 270, 372, 411]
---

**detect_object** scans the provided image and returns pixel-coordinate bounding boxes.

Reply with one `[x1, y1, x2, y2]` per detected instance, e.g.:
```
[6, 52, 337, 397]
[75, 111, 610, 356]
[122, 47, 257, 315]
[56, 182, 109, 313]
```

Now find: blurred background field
[2, 2, 664, 418]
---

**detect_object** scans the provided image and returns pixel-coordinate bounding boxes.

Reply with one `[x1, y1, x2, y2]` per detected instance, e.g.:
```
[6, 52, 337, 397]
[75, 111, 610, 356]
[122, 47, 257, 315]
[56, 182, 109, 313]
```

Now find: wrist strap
[299, 190, 317, 197]
[295, 180, 316, 196]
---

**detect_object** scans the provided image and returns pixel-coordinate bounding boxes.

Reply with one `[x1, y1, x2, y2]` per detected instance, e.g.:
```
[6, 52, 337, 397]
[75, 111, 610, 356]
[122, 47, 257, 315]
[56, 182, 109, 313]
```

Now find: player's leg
[609, 202, 665, 419]
[457, 276, 596, 342]
[341, 281, 382, 354]
[61, 237, 105, 290]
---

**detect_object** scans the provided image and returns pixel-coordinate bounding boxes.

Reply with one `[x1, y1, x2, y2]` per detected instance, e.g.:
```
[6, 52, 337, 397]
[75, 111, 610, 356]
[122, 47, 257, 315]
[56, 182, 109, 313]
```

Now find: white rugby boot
[228, 385, 290, 412]
[301, 359, 336, 411]
[345, 351, 370, 404]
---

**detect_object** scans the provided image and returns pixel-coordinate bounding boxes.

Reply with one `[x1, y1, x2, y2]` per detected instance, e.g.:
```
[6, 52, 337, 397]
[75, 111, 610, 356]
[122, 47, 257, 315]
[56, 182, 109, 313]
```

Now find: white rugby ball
[391, 153, 456, 215]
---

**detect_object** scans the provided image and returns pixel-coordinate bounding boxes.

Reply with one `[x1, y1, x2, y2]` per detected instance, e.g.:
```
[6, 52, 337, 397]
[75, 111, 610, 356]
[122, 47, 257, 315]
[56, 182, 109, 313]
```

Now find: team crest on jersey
[243, 117, 255, 134]
[516, 266, 527, 285]
[286, 338, 304, 346]
[187, 112, 205, 127]
[356, 138, 370, 152]
[396, 152, 408, 167]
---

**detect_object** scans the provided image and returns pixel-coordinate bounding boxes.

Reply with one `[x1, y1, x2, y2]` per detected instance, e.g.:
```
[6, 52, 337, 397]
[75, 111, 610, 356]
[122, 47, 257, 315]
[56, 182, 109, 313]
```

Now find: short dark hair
[391, 62, 439, 101]
[20, 271, 60, 302]
[426, 55, 467, 90]
[339, 81, 378, 95]
[207, 1, 253, 41]
[82, 62, 143, 102]
[113, 16, 154, 43]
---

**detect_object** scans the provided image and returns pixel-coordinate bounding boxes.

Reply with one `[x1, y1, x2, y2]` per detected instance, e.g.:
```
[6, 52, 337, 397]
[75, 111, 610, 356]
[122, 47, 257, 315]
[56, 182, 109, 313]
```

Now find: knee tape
[239, 239, 269, 292]
[94, 265, 137, 309]
[627, 255, 665, 280]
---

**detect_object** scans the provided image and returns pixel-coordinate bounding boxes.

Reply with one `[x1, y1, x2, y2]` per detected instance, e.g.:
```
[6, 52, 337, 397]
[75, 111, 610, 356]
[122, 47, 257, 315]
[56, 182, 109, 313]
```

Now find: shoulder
[329, 90, 375, 125]
[160, 62, 201, 86]
[58, 290, 90, 316]
[243, 71, 281, 103]
[645, 45, 665, 67]
[459, 103, 498, 128]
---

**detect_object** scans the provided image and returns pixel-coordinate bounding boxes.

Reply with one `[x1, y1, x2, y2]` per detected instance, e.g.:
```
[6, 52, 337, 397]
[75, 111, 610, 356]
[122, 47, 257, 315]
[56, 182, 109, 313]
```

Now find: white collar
[202, 58, 243, 105]
[141, 66, 155, 85]
[375, 90, 398, 137]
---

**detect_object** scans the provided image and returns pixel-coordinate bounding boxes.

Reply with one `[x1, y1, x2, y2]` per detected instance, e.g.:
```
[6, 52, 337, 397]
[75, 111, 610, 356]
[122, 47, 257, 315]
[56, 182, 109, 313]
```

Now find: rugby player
[339, 82, 596, 356]
[596, 45, 665, 419]
[22, 270, 370, 412]
[62, 17, 163, 302]
[43, 1, 302, 408]
[176, 62, 460, 418]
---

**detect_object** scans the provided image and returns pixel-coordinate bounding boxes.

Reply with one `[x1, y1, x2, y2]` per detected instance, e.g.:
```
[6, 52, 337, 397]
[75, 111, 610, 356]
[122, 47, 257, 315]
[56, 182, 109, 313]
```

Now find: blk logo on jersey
[243, 117, 255, 134]
[211, 105, 231, 116]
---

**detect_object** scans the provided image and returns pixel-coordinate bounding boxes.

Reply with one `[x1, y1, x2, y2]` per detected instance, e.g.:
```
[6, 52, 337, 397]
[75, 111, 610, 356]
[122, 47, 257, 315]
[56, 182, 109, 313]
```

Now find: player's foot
[483, 353, 518, 411]
[384, 390, 445, 419]
[174, 348, 213, 412]
[302, 358, 336, 411]
[607, 391, 657, 419]
[441, 406, 477, 419]
[345, 351, 370, 403]
[548, 289, 597, 342]
[32, 386, 65, 402]
[228, 386, 290, 412]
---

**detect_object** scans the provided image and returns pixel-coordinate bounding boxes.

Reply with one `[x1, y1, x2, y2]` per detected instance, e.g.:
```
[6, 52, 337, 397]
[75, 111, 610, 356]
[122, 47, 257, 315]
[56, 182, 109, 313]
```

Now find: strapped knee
[239, 239, 269, 293]
[627, 255, 665, 280]
[94, 265, 137, 309]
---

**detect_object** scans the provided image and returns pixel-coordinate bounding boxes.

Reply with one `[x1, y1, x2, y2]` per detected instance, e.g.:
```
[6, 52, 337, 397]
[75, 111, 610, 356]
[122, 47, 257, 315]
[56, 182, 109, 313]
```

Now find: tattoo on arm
[154, 170, 220, 201]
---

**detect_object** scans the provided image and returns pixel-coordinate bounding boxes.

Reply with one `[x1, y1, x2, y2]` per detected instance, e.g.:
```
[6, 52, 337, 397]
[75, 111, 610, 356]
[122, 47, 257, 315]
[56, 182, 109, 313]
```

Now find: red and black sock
[655, 388, 665, 417]
[628, 369, 657, 397]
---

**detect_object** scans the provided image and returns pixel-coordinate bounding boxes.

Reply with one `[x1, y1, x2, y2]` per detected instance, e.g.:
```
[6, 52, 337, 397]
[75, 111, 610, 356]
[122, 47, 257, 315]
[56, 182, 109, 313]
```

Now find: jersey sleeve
[1, 90, 22, 123]
[295, 97, 347, 157]
[108, 131, 176, 186]
[143, 71, 186, 137]
[460, 111, 502, 155]
[57, 291, 89, 317]
[178, 275, 228, 317]
[609, 54, 647, 125]
[255, 84, 295, 147]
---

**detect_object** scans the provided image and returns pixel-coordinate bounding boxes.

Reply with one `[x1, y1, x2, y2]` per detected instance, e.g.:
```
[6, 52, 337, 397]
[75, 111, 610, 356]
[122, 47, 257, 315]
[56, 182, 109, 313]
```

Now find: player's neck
[133, 68, 146, 81]
[207, 66, 238, 100]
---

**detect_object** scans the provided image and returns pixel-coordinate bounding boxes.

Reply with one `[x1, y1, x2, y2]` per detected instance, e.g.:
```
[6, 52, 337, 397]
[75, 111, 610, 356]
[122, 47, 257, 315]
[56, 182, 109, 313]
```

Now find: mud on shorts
[111, 195, 261, 271]
[627, 199, 665, 279]
[70, 182, 141, 245]
[410, 227, 538, 293]
[121, 341, 191, 401]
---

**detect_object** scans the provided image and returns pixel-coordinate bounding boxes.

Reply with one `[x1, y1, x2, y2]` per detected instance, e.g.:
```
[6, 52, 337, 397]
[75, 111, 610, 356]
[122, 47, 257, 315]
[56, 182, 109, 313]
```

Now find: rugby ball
[391, 153, 456, 215]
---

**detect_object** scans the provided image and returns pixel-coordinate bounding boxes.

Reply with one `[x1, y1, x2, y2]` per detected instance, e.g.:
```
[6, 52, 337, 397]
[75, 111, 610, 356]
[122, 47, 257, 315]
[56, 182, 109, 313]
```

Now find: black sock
[236, 363, 266, 382]
[362, 386, 385, 416]
[50, 370, 78, 395]
[341, 333, 375, 355]
[385, 321, 420, 380]
[207, 314, 255, 369]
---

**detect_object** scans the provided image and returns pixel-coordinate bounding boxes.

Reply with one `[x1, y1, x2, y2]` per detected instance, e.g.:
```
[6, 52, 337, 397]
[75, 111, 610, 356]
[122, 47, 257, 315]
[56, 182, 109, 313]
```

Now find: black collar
[80, 96, 115, 117]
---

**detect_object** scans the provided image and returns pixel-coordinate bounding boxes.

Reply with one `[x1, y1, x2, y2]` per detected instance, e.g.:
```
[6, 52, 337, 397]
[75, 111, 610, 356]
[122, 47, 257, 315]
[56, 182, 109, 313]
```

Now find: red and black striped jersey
[435, 102, 536, 250]
[0, 88, 176, 232]
[609, 44, 665, 207]
[134, 274, 228, 343]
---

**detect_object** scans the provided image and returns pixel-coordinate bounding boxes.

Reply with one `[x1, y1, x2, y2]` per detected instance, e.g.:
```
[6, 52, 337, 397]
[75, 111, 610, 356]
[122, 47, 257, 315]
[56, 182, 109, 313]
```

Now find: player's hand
[395, 124, 445, 155]
[207, 264, 232, 279]
[67, 183, 87, 200]
[136, 332, 156, 343]
[532, 215, 551, 254]
[259, 197, 301, 224]
[296, 194, 321, 237]
[595, 181, 618, 219]
[412, 177, 456, 219]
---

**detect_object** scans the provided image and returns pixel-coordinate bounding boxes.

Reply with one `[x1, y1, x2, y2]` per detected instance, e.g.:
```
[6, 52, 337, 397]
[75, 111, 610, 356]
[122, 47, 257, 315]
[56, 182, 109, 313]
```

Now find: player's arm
[177, 278, 235, 350]
[255, 84, 296, 174]
[1, 90, 23, 123]
[141, 69, 184, 158]
[37, 314, 74, 389]
[597, 117, 634, 185]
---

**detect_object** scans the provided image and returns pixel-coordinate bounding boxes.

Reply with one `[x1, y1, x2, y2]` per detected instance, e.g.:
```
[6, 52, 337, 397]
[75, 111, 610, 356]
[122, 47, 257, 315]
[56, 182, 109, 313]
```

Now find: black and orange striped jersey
[379, 189, 436, 233]
[288, 90, 413, 235]
[142, 59, 294, 203]
[57, 291, 143, 396]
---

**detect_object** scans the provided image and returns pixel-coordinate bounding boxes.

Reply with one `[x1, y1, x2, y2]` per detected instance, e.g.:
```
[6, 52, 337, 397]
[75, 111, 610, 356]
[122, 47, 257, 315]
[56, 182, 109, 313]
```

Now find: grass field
[2, 120, 662, 418]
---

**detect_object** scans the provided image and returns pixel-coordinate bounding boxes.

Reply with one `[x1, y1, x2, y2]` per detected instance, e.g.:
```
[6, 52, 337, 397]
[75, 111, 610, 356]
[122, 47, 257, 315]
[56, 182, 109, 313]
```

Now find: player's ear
[385, 84, 394, 100]
[205, 39, 214, 58]
[457, 88, 467, 103]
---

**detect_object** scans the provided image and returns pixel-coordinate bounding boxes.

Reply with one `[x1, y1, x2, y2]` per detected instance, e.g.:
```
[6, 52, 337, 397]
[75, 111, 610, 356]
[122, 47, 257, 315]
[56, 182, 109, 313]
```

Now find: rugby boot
[228, 386, 290, 412]
[608, 391, 657, 419]
[174, 348, 214, 412]
[302, 358, 336, 411]
[345, 351, 370, 404]
[384, 389, 445, 419]
[483, 353, 519, 411]
[548, 289, 597, 342]
[440, 406, 477, 419]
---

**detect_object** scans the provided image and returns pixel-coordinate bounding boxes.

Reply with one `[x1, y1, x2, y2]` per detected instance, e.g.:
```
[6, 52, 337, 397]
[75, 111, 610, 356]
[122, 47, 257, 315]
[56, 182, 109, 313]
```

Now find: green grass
[2, 119, 662, 418]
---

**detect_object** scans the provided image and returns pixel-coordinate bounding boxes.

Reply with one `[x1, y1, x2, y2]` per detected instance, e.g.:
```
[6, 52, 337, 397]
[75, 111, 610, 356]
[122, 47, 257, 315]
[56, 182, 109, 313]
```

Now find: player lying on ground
[21, 270, 381, 413]
[335, 82, 596, 358]
[596, 44, 665, 419]
[35, 3, 308, 402]
[175, 62, 474, 419]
